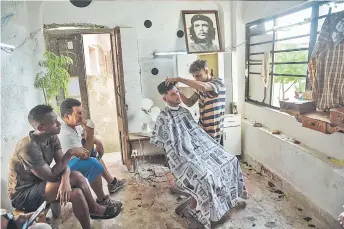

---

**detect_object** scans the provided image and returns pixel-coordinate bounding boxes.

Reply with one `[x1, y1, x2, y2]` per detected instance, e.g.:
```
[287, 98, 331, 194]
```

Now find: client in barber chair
[150, 82, 248, 229]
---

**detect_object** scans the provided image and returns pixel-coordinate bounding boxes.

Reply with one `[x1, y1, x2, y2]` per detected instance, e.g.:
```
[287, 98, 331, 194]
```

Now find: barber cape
[150, 106, 248, 228]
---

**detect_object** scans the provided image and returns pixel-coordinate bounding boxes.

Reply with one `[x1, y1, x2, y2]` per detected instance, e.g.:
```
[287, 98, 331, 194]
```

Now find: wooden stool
[13, 209, 47, 223]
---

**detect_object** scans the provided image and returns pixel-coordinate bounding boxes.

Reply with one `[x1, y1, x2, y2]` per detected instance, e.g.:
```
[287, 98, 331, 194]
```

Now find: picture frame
[182, 10, 222, 54]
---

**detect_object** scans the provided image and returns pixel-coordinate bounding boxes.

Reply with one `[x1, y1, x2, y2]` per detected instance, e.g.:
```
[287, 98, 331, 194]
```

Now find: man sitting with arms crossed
[151, 82, 247, 229]
[8, 105, 120, 229]
[58, 98, 125, 206]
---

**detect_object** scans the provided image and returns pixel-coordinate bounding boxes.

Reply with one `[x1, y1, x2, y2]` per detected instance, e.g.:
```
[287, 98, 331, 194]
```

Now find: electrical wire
[132, 138, 170, 184]
[136, 37, 143, 95]
[1, 28, 41, 53]
[224, 40, 247, 52]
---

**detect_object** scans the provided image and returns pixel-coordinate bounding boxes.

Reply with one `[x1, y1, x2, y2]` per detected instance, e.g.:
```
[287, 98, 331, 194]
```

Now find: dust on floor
[49, 153, 327, 229]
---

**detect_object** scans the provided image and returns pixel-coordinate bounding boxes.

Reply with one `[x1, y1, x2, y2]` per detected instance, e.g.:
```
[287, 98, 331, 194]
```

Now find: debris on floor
[48, 153, 327, 229]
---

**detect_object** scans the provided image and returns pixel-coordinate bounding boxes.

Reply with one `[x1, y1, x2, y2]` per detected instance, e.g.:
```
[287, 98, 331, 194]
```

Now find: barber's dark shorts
[11, 181, 46, 212]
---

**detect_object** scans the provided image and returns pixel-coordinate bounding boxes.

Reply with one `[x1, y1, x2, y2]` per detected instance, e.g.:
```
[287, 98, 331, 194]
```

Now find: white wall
[245, 103, 344, 160]
[243, 1, 307, 24]
[239, 0, 344, 224]
[1, 1, 45, 209]
[238, 0, 344, 160]
[243, 121, 344, 224]
[41, 0, 232, 133]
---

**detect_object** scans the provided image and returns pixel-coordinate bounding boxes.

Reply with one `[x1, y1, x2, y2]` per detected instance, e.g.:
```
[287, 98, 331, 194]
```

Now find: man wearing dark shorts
[7, 105, 121, 229]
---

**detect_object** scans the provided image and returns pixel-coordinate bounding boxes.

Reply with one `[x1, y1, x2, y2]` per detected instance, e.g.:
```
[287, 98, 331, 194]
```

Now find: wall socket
[131, 150, 138, 158]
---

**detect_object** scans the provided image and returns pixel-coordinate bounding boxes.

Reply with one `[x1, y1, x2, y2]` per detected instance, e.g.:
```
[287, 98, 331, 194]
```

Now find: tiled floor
[50, 153, 328, 229]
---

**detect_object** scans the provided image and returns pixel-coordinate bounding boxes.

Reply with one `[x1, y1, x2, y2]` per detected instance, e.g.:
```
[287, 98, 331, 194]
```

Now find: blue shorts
[68, 157, 104, 183]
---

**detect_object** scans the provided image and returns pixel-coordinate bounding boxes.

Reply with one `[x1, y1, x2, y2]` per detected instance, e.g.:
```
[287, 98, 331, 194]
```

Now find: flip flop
[90, 206, 121, 220]
[175, 197, 191, 216]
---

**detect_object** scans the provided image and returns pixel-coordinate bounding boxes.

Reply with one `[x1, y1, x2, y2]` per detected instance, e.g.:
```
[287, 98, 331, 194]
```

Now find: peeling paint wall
[1, 1, 45, 209]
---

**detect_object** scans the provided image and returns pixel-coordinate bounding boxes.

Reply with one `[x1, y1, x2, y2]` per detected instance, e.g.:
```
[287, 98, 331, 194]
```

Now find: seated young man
[7, 105, 121, 229]
[58, 98, 125, 205]
[150, 82, 248, 229]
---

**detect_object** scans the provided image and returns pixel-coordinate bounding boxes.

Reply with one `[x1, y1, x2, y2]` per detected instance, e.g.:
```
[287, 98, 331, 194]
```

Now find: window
[245, 1, 344, 108]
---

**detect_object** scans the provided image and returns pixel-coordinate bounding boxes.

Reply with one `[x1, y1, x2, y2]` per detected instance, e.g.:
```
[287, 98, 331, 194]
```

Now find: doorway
[82, 33, 119, 152]
[44, 27, 130, 163]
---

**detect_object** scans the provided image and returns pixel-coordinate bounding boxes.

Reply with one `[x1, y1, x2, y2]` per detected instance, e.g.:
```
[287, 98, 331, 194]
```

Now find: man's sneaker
[108, 179, 126, 194]
[96, 195, 123, 208]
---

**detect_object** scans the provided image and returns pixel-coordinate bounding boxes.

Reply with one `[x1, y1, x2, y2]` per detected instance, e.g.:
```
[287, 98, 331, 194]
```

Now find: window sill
[245, 100, 344, 135]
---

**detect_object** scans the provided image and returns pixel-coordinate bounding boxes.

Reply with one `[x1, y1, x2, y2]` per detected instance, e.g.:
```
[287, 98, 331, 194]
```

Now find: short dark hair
[28, 105, 54, 127]
[60, 98, 81, 117]
[189, 14, 216, 43]
[189, 59, 208, 74]
[157, 81, 176, 95]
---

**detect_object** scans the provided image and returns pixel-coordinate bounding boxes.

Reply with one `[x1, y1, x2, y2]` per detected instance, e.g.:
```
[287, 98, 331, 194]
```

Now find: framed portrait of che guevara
[182, 10, 222, 54]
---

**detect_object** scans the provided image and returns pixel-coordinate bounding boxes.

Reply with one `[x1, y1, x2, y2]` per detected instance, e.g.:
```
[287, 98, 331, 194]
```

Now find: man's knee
[70, 171, 87, 184]
[70, 188, 83, 200]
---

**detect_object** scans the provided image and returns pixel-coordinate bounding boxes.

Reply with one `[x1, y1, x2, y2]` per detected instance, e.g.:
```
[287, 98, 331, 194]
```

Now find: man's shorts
[11, 181, 46, 212]
[68, 157, 104, 183]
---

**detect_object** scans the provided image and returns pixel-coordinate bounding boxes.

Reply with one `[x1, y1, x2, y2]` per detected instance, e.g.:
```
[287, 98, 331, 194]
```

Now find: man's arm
[180, 92, 199, 107]
[166, 77, 214, 92]
[31, 149, 73, 182]
[81, 123, 95, 153]
[57, 166, 71, 205]
[178, 78, 214, 92]
[94, 137, 104, 158]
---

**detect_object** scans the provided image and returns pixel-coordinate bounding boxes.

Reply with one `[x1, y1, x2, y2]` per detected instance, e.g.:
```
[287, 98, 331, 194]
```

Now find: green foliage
[273, 44, 308, 98]
[34, 51, 73, 104]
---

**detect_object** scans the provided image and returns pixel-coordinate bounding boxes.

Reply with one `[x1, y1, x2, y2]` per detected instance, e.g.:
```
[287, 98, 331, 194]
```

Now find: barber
[165, 59, 226, 145]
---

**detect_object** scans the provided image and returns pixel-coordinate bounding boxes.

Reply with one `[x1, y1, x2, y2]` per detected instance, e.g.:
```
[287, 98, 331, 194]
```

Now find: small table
[128, 132, 151, 172]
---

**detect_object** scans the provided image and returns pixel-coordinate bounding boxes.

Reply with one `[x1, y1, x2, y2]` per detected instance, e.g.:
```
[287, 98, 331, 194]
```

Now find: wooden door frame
[44, 26, 130, 168]
[110, 27, 131, 169]
[44, 32, 92, 119]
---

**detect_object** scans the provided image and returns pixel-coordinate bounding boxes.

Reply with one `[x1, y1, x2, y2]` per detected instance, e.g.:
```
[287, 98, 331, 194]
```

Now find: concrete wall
[244, 103, 344, 160]
[41, 0, 232, 133]
[243, 121, 344, 224]
[239, 0, 344, 161]
[239, 0, 344, 224]
[1, 1, 45, 209]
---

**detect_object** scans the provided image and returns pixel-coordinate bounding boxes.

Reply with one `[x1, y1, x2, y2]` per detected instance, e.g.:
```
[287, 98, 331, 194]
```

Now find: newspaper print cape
[150, 106, 248, 228]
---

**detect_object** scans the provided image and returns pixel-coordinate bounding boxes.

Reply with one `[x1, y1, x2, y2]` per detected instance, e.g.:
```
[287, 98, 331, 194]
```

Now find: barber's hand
[71, 147, 90, 160]
[338, 212, 344, 227]
[165, 77, 180, 86]
[56, 179, 72, 206]
[96, 142, 104, 158]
